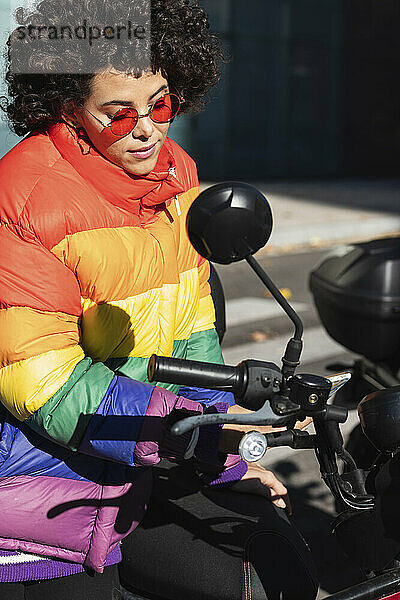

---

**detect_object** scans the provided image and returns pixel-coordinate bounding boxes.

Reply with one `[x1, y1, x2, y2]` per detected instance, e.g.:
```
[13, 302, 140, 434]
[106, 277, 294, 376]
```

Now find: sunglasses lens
[151, 94, 180, 123]
[110, 108, 138, 136]
[107, 95, 181, 136]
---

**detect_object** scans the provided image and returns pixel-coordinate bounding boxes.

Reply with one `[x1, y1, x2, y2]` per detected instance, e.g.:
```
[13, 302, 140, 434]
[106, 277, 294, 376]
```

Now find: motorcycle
[309, 237, 400, 470]
[122, 182, 400, 600]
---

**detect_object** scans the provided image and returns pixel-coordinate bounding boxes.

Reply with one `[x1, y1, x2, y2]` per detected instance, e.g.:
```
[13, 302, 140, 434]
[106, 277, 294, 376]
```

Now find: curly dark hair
[0, 0, 223, 136]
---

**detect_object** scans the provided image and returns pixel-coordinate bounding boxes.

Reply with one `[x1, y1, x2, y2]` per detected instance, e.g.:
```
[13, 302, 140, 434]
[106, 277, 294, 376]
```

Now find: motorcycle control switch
[289, 373, 332, 413]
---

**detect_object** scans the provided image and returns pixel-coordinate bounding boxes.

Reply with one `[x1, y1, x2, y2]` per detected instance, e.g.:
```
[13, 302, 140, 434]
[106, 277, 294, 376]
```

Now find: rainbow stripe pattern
[0, 123, 225, 572]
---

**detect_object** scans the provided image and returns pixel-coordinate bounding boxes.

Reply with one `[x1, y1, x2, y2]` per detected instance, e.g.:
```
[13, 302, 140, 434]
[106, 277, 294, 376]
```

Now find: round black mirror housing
[358, 386, 400, 452]
[187, 181, 273, 264]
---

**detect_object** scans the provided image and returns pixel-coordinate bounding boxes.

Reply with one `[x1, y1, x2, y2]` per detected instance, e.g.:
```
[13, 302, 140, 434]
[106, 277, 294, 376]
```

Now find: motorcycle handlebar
[147, 355, 373, 510]
[147, 355, 284, 412]
[147, 354, 245, 393]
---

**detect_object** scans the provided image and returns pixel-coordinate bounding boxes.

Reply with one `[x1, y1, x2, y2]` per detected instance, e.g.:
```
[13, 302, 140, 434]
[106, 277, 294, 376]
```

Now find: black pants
[119, 460, 319, 600]
[0, 564, 120, 600]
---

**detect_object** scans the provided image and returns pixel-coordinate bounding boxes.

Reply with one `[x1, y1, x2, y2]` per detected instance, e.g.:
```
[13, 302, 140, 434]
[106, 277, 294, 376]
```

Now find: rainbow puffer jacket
[0, 123, 237, 573]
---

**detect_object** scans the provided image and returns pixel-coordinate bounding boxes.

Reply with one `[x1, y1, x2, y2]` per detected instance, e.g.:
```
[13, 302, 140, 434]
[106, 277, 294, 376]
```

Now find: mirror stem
[245, 255, 304, 340]
[245, 255, 304, 382]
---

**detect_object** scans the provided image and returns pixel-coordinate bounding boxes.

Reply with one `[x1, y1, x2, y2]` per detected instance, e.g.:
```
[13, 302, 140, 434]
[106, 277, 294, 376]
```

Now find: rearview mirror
[187, 181, 273, 264]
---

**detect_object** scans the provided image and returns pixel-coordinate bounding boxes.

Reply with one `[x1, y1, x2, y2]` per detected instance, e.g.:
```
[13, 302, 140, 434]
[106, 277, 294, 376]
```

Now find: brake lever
[171, 395, 300, 436]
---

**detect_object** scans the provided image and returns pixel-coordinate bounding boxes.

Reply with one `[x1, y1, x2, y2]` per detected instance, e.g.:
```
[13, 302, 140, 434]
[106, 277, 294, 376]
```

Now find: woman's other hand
[230, 463, 292, 515]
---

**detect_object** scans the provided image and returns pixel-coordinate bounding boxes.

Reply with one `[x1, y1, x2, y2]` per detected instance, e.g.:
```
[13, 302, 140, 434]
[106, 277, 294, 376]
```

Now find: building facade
[170, 0, 399, 180]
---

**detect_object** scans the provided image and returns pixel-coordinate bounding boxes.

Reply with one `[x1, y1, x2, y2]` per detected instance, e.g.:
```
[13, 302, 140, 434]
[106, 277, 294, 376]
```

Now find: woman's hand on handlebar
[230, 463, 292, 515]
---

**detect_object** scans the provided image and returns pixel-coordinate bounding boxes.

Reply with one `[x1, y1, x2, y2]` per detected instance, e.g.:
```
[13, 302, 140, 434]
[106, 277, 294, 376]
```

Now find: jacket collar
[48, 122, 185, 220]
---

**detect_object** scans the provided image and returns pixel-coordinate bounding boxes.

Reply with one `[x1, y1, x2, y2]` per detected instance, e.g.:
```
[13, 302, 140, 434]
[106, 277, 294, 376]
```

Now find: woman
[0, 1, 317, 598]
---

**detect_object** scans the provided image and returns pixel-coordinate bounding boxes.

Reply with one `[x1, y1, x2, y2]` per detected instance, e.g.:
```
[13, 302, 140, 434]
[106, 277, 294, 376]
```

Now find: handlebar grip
[148, 355, 242, 392]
